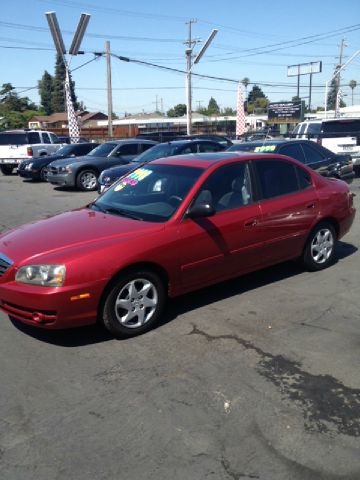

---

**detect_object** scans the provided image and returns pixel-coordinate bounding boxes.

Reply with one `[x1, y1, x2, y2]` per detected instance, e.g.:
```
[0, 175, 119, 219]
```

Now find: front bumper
[46, 172, 76, 187]
[18, 169, 40, 180]
[0, 278, 105, 329]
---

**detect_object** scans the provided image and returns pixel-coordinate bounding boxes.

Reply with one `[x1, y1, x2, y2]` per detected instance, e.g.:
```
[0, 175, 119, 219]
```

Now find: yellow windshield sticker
[114, 168, 152, 191]
[254, 145, 276, 153]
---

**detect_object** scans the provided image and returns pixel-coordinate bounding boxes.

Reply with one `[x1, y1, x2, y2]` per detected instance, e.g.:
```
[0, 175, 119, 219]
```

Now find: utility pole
[105, 41, 113, 138]
[184, 21, 218, 135]
[185, 19, 197, 135]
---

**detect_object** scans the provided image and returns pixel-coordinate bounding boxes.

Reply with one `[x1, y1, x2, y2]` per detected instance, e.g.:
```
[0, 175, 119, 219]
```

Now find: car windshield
[87, 143, 117, 157]
[91, 164, 203, 222]
[132, 143, 176, 164]
[56, 145, 77, 156]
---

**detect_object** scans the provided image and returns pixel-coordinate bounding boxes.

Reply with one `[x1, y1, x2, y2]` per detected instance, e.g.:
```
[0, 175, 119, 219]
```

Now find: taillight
[27, 147, 33, 156]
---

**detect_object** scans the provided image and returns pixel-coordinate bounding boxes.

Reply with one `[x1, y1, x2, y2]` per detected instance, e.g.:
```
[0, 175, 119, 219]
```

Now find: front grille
[0, 253, 13, 278]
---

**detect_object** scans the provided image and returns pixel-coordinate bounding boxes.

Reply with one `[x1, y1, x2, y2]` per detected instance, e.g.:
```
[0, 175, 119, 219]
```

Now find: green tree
[167, 103, 187, 117]
[207, 97, 220, 115]
[51, 54, 79, 113]
[222, 107, 236, 116]
[38, 71, 54, 115]
[247, 85, 268, 114]
[247, 84, 266, 104]
[327, 77, 345, 111]
[349, 80, 357, 106]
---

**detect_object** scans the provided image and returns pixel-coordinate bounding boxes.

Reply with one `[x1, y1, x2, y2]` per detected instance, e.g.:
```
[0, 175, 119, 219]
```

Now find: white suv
[292, 118, 360, 167]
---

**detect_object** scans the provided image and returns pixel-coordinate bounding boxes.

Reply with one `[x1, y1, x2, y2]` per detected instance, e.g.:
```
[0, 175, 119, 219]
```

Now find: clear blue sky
[1, 0, 360, 115]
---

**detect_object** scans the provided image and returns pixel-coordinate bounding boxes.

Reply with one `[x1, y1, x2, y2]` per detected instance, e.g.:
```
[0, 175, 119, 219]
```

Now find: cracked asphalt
[0, 174, 360, 480]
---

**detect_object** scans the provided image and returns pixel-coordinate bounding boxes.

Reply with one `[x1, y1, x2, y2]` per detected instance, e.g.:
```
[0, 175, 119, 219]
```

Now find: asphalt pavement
[0, 174, 360, 480]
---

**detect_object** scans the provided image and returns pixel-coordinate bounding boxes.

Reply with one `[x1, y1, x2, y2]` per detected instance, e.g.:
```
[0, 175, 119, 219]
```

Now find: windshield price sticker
[114, 168, 152, 191]
[254, 145, 276, 153]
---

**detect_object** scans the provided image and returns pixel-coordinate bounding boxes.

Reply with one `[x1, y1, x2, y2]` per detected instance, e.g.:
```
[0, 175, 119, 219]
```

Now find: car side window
[139, 143, 155, 153]
[296, 166, 313, 190]
[115, 144, 139, 156]
[300, 143, 325, 163]
[278, 144, 306, 164]
[28, 132, 41, 144]
[49, 133, 59, 143]
[198, 142, 223, 153]
[180, 144, 198, 154]
[254, 159, 300, 199]
[42, 133, 51, 144]
[193, 162, 253, 212]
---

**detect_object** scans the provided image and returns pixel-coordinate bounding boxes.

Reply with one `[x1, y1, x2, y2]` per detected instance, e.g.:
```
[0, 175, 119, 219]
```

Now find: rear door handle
[306, 203, 316, 209]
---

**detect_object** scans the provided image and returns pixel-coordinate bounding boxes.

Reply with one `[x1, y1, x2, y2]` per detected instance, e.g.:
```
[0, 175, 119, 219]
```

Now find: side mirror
[186, 203, 215, 219]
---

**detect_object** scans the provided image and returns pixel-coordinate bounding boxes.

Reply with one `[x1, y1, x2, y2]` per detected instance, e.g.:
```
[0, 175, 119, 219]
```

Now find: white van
[292, 118, 360, 166]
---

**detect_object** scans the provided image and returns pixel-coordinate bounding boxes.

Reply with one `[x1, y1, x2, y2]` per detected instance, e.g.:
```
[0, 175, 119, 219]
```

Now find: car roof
[156, 139, 221, 146]
[150, 151, 288, 169]
[105, 138, 158, 145]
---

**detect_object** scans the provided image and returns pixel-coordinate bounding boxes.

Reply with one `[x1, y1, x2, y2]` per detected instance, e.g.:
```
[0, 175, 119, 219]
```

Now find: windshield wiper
[88, 202, 143, 220]
[103, 207, 143, 221]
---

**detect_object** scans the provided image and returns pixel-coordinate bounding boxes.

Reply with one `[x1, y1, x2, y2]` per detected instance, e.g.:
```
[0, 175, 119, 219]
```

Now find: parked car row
[12, 134, 356, 194]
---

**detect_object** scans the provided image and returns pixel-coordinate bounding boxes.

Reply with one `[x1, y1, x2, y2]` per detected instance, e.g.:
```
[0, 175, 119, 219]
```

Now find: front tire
[76, 169, 98, 191]
[302, 222, 336, 271]
[102, 270, 166, 338]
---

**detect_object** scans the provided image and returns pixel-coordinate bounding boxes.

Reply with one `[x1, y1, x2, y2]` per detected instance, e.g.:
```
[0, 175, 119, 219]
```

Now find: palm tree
[349, 80, 357, 106]
[241, 77, 250, 111]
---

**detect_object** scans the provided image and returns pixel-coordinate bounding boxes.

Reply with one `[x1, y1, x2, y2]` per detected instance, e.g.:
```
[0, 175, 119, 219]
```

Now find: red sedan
[0, 153, 355, 338]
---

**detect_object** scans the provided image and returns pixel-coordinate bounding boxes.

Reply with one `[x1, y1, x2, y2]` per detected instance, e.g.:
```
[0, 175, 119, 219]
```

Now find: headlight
[15, 264, 66, 286]
[25, 162, 33, 170]
[58, 165, 72, 173]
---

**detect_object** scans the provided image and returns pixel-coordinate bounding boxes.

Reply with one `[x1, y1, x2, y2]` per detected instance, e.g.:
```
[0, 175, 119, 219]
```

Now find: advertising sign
[268, 101, 303, 123]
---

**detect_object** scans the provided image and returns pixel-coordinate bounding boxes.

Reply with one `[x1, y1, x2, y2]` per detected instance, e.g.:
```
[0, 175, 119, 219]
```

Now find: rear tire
[302, 222, 336, 271]
[0, 165, 14, 175]
[102, 270, 166, 338]
[76, 169, 98, 191]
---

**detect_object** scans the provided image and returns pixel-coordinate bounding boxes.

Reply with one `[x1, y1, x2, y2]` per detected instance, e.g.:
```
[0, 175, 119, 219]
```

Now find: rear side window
[254, 159, 300, 199]
[28, 132, 41, 144]
[139, 143, 155, 153]
[307, 123, 321, 135]
[278, 144, 306, 164]
[115, 144, 139, 156]
[300, 143, 325, 163]
[198, 142, 223, 153]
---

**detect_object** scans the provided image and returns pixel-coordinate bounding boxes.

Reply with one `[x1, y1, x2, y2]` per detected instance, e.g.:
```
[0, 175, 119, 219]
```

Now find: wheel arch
[96, 261, 170, 322]
[76, 165, 100, 176]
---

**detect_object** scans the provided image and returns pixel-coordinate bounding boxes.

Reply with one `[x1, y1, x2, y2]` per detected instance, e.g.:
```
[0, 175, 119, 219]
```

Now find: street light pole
[324, 49, 360, 118]
[105, 41, 113, 138]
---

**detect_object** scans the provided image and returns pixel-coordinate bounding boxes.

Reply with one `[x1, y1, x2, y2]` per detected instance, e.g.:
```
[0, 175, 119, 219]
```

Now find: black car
[46, 139, 158, 191]
[227, 139, 355, 183]
[97, 139, 226, 193]
[173, 134, 233, 148]
[18, 143, 99, 181]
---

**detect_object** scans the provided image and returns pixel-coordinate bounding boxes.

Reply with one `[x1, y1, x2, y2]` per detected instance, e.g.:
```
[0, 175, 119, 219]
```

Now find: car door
[252, 158, 319, 265]
[178, 161, 263, 290]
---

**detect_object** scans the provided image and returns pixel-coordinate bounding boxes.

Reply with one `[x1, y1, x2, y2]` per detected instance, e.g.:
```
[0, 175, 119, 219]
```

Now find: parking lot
[1, 173, 360, 480]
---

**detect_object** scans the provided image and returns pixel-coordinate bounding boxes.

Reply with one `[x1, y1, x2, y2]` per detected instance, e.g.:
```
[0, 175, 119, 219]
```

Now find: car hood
[49, 155, 103, 168]
[0, 208, 164, 266]
[102, 163, 137, 179]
